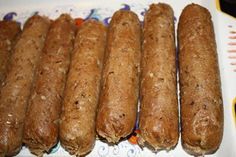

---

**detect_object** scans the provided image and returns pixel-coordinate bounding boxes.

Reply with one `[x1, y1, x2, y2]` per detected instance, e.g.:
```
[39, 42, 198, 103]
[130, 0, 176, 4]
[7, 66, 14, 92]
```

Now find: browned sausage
[0, 15, 50, 156]
[59, 20, 107, 156]
[178, 4, 223, 155]
[0, 20, 21, 85]
[139, 3, 179, 151]
[23, 14, 75, 156]
[96, 10, 141, 143]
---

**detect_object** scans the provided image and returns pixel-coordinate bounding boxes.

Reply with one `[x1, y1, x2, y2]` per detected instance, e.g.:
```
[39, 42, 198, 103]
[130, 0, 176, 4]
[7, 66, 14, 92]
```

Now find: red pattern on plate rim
[228, 25, 236, 72]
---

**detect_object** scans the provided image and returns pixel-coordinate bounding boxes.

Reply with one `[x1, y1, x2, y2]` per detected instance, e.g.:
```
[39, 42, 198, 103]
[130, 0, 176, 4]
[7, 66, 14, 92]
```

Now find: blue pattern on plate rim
[1, 3, 151, 26]
[95, 140, 142, 157]
[120, 4, 131, 11]
[3, 12, 17, 21]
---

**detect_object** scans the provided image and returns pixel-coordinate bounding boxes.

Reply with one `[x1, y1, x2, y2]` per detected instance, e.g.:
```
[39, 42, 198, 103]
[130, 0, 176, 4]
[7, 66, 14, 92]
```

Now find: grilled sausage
[96, 10, 141, 143]
[23, 14, 75, 156]
[139, 3, 179, 151]
[59, 20, 107, 156]
[0, 20, 21, 85]
[178, 4, 223, 155]
[0, 15, 50, 156]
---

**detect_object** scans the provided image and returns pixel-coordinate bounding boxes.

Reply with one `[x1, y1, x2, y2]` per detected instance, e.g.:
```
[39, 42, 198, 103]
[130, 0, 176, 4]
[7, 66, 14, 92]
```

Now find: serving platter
[0, 0, 235, 156]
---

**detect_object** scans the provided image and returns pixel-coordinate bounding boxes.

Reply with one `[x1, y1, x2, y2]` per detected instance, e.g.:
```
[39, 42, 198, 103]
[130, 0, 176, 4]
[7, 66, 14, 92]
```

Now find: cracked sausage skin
[139, 3, 179, 151]
[96, 10, 141, 143]
[59, 20, 107, 156]
[178, 4, 223, 156]
[23, 14, 75, 156]
[0, 15, 50, 156]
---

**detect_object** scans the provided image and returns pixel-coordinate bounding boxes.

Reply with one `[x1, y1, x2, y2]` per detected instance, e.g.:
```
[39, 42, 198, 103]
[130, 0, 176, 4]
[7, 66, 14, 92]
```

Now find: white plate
[0, 0, 235, 156]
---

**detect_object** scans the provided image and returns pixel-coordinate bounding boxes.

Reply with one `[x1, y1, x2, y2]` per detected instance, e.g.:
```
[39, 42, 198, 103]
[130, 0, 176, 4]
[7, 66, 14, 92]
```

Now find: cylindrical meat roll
[0, 20, 21, 85]
[96, 10, 141, 143]
[0, 15, 50, 156]
[139, 3, 179, 150]
[23, 14, 75, 156]
[178, 4, 223, 155]
[59, 20, 107, 156]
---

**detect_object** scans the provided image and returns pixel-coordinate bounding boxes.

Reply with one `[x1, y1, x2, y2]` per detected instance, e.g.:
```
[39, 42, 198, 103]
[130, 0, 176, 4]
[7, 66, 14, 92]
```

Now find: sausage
[178, 4, 223, 155]
[0, 20, 21, 85]
[138, 3, 179, 150]
[0, 15, 50, 156]
[59, 20, 107, 156]
[96, 10, 141, 143]
[23, 14, 75, 156]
